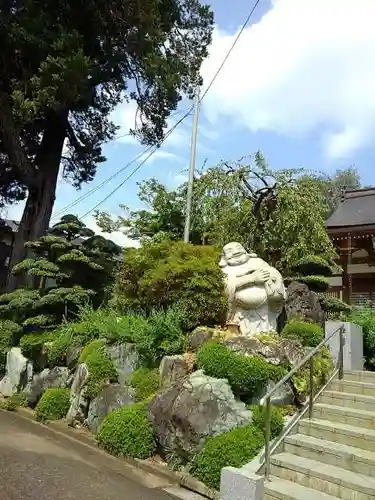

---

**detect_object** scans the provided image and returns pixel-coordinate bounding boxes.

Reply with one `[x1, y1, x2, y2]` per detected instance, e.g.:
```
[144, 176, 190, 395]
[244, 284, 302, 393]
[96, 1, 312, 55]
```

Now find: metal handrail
[262, 324, 345, 480]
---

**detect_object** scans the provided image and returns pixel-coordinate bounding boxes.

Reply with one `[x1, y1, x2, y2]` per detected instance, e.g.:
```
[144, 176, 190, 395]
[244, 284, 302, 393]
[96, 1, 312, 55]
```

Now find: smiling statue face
[222, 242, 249, 266]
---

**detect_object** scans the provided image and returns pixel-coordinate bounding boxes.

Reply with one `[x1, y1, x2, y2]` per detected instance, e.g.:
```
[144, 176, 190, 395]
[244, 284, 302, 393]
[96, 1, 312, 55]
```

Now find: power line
[72, 0, 261, 220]
[79, 109, 192, 219]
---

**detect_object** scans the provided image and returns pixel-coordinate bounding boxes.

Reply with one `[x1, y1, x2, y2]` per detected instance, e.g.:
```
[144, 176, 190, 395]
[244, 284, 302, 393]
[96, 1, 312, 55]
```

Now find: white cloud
[200, 0, 375, 159]
[82, 216, 140, 248]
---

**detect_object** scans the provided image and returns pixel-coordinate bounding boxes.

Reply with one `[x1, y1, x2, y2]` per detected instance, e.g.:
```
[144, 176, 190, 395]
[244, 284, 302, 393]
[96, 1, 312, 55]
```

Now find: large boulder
[148, 370, 252, 460]
[285, 281, 325, 325]
[106, 343, 138, 386]
[0, 347, 33, 397]
[159, 354, 196, 388]
[24, 367, 70, 407]
[66, 363, 90, 427]
[86, 384, 135, 434]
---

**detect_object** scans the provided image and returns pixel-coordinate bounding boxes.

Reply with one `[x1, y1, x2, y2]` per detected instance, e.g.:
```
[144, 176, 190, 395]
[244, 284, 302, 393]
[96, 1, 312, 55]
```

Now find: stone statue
[219, 242, 286, 336]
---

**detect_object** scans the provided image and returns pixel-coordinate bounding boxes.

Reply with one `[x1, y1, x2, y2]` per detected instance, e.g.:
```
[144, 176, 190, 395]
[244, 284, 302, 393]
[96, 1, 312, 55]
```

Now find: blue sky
[7, 0, 375, 245]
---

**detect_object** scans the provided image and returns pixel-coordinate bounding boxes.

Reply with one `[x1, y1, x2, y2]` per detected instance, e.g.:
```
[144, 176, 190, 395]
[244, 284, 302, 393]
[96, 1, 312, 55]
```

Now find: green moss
[96, 403, 156, 459]
[250, 404, 284, 439]
[85, 346, 118, 399]
[35, 388, 70, 422]
[129, 368, 159, 402]
[190, 424, 264, 491]
[282, 320, 324, 347]
[197, 341, 272, 399]
[78, 339, 106, 364]
[19, 332, 55, 371]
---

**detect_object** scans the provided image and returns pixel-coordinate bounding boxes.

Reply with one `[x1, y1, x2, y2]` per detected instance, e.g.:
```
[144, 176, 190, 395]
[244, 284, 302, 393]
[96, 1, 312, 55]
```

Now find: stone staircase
[263, 370, 375, 500]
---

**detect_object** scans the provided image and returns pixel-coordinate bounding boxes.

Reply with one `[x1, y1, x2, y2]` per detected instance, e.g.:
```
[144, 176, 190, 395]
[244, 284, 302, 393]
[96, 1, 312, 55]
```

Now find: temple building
[326, 187, 375, 307]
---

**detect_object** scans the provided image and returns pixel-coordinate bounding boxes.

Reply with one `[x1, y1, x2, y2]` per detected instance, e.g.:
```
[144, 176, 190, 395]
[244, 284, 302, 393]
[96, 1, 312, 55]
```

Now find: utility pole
[184, 89, 200, 243]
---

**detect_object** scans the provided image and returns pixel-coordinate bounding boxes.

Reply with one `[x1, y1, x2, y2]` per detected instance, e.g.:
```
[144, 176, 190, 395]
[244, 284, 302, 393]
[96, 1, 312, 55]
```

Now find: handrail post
[308, 357, 314, 419]
[264, 396, 271, 480]
[339, 325, 345, 380]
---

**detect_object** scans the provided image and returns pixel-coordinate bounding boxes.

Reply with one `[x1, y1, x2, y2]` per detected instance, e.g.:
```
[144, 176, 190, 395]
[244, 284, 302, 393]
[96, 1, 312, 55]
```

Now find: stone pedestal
[325, 321, 364, 371]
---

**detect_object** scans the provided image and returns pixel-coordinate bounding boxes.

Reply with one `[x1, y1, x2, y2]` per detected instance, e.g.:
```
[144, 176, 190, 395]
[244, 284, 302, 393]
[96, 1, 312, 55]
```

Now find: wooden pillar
[342, 250, 349, 303]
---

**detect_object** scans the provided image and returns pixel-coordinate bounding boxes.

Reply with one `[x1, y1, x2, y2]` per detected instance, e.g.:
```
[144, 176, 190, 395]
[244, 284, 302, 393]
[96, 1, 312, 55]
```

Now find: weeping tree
[0, 0, 214, 290]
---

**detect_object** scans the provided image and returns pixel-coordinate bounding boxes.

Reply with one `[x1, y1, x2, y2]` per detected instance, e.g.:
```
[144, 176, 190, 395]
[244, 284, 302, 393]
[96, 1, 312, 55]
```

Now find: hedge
[35, 388, 70, 422]
[282, 319, 324, 347]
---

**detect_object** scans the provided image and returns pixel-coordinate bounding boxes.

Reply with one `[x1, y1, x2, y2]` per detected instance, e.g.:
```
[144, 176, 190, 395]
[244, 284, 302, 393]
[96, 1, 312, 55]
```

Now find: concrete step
[319, 390, 375, 412]
[270, 452, 375, 499]
[264, 477, 340, 500]
[344, 370, 375, 383]
[284, 433, 375, 477]
[330, 379, 375, 397]
[298, 418, 375, 452]
[312, 402, 375, 430]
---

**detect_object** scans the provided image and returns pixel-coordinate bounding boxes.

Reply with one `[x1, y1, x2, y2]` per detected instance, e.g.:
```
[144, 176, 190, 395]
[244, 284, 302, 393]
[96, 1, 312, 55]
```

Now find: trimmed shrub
[129, 368, 159, 402]
[297, 275, 329, 293]
[84, 345, 118, 399]
[292, 255, 333, 277]
[47, 326, 74, 367]
[19, 332, 55, 371]
[282, 319, 324, 347]
[197, 341, 272, 399]
[250, 404, 284, 439]
[292, 347, 333, 397]
[96, 403, 156, 459]
[35, 388, 70, 422]
[318, 294, 352, 317]
[113, 239, 228, 329]
[190, 424, 264, 490]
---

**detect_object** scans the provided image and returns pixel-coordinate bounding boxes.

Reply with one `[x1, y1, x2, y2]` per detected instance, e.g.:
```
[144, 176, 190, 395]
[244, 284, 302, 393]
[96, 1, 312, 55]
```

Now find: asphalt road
[0, 410, 177, 500]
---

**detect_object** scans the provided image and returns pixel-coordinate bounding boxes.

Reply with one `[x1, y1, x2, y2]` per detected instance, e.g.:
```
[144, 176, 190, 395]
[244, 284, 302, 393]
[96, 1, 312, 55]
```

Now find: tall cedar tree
[0, 0, 214, 290]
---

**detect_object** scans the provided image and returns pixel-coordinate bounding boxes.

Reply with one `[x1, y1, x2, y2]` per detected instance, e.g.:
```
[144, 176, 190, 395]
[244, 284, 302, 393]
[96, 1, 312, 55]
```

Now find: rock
[86, 384, 135, 434]
[148, 370, 252, 460]
[159, 354, 196, 388]
[66, 346, 82, 370]
[24, 367, 69, 407]
[105, 343, 138, 386]
[0, 348, 33, 397]
[285, 281, 325, 325]
[66, 363, 90, 427]
[251, 380, 294, 406]
[187, 326, 233, 352]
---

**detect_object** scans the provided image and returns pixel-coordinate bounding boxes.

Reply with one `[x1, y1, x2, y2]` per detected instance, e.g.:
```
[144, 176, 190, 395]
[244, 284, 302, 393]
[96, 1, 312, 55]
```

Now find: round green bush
[282, 320, 324, 347]
[96, 403, 156, 459]
[129, 368, 160, 402]
[197, 341, 271, 398]
[250, 404, 284, 439]
[35, 388, 70, 422]
[190, 424, 264, 490]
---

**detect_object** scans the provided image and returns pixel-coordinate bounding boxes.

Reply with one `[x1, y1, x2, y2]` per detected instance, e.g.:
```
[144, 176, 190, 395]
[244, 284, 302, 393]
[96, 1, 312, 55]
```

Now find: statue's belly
[235, 287, 268, 309]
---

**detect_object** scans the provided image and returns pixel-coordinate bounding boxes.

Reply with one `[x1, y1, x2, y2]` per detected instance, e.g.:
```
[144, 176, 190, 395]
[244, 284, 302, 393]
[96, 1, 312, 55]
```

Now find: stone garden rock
[148, 370, 252, 460]
[66, 346, 82, 370]
[66, 363, 90, 427]
[86, 384, 135, 434]
[105, 343, 138, 386]
[285, 281, 325, 325]
[24, 367, 70, 407]
[186, 326, 234, 353]
[251, 379, 294, 406]
[159, 354, 196, 388]
[0, 347, 33, 397]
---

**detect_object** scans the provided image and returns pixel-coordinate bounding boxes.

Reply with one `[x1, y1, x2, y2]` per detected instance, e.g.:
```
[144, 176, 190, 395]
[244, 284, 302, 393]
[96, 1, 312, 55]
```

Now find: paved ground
[0, 410, 179, 500]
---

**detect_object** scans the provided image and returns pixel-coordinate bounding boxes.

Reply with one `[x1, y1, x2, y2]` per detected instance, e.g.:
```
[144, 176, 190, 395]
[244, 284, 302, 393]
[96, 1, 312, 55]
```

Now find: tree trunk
[6, 112, 68, 291]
